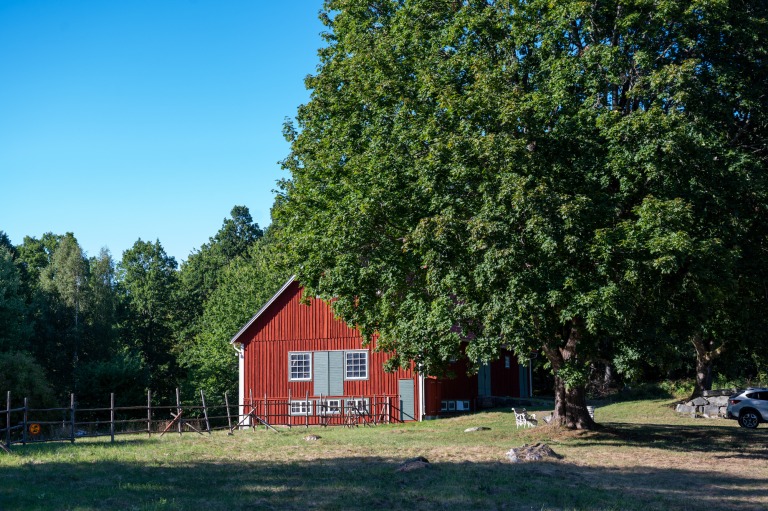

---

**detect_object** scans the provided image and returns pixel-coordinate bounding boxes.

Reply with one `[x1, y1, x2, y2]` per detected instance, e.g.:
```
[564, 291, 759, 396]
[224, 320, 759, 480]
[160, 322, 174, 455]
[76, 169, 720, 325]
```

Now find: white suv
[726, 388, 768, 428]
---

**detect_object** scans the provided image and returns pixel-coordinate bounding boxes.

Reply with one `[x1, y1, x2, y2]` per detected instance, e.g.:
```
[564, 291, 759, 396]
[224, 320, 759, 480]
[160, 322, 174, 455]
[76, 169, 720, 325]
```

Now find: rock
[691, 397, 709, 406]
[708, 396, 729, 406]
[703, 389, 736, 397]
[397, 456, 430, 472]
[676, 404, 695, 414]
[702, 405, 721, 418]
[506, 443, 563, 463]
[464, 426, 491, 432]
[303, 435, 321, 441]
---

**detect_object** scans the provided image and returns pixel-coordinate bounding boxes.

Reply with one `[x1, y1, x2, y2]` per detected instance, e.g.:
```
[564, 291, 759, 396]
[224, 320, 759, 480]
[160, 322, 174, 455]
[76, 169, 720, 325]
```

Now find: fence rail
[1, 389, 407, 452]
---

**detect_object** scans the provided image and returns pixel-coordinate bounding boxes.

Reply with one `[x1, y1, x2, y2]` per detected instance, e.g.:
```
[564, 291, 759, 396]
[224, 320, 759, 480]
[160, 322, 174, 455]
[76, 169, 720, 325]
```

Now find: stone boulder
[708, 396, 729, 407]
[675, 390, 734, 419]
[506, 443, 563, 463]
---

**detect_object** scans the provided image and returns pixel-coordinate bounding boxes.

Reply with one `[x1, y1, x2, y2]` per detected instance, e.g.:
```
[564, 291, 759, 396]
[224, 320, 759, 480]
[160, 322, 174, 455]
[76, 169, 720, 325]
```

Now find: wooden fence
[239, 390, 407, 429]
[1, 389, 407, 452]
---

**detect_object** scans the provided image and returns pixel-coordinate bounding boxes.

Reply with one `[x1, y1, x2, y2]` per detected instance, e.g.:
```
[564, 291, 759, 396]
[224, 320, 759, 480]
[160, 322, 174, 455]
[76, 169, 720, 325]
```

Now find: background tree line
[0, 206, 288, 407]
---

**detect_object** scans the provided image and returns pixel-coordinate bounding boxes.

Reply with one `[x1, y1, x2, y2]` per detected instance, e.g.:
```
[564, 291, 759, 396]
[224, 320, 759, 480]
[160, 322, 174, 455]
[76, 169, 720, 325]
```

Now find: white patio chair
[513, 408, 537, 428]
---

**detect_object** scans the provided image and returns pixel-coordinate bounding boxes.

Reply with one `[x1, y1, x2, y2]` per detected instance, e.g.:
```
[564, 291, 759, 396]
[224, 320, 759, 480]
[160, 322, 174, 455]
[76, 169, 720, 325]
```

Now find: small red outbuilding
[230, 277, 530, 426]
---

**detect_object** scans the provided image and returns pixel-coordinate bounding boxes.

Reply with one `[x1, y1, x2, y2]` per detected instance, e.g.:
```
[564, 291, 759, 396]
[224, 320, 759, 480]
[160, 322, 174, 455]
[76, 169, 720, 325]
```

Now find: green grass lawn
[1, 399, 767, 510]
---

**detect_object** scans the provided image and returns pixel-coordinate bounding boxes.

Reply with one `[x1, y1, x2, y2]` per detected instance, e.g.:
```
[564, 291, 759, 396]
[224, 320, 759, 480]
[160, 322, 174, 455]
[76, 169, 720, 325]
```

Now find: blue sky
[0, 0, 325, 263]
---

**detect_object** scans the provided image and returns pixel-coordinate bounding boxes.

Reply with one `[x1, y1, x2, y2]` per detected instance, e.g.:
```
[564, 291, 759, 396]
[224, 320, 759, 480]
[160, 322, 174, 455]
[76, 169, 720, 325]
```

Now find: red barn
[230, 277, 531, 426]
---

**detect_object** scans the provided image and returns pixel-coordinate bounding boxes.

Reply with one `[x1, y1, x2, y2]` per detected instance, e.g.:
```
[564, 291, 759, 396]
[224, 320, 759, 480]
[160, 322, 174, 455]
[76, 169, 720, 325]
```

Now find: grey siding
[329, 351, 344, 395]
[314, 351, 329, 396]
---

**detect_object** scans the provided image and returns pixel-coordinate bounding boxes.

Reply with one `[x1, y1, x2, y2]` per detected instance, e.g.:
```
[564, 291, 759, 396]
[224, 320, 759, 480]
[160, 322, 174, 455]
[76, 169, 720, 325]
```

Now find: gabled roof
[229, 275, 297, 344]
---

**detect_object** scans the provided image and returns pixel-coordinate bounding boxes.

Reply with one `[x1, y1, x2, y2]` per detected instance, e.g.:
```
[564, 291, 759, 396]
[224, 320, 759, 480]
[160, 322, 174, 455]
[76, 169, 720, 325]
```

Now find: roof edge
[229, 275, 297, 345]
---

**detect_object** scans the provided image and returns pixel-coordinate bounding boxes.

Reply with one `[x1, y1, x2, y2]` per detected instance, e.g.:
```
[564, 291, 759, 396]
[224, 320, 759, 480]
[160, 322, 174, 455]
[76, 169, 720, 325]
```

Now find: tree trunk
[543, 319, 595, 430]
[690, 334, 725, 399]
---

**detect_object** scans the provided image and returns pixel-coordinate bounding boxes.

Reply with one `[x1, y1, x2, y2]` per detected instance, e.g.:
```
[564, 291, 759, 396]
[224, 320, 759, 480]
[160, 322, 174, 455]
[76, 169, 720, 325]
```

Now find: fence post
[6, 391, 11, 450]
[70, 394, 76, 443]
[176, 388, 182, 437]
[249, 389, 254, 430]
[224, 392, 233, 433]
[147, 390, 152, 437]
[264, 393, 267, 427]
[200, 390, 211, 434]
[22, 398, 28, 446]
[305, 391, 309, 428]
[110, 393, 115, 443]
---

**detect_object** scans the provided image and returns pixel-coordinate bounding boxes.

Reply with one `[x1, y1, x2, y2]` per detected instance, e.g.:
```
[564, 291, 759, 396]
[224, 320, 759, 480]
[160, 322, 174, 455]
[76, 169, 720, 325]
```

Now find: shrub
[0, 351, 56, 407]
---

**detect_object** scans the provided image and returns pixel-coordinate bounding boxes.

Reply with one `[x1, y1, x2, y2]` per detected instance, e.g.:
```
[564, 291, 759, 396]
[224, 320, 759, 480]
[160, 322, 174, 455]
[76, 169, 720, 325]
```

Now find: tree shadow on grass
[2, 449, 767, 511]
[569, 421, 768, 457]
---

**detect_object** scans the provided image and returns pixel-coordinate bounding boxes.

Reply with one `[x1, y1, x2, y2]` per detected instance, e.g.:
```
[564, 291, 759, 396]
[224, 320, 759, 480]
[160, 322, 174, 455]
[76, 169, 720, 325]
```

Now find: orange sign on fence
[28, 423, 41, 436]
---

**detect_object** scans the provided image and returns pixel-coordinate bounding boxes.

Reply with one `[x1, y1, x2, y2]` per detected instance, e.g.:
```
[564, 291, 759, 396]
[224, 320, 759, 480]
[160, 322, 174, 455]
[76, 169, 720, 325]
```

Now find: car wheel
[738, 410, 760, 429]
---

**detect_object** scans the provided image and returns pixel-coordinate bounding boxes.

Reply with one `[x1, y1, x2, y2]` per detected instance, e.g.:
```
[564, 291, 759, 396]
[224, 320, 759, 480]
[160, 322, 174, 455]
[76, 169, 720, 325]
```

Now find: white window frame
[289, 400, 313, 416]
[344, 350, 368, 380]
[344, 398, 370, 416]
[288, 352, 312, 381]
[316, 399, 341, 416]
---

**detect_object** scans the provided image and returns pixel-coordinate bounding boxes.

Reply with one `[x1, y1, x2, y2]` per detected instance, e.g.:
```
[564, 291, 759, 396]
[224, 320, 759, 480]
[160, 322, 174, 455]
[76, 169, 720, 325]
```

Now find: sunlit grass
[1, 400, 766, 511]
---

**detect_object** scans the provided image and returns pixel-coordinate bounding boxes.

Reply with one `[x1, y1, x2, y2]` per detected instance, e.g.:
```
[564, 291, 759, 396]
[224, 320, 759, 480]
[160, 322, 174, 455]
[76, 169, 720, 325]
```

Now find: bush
[0, 351, 56, 408]
[74, 351, 149, 408]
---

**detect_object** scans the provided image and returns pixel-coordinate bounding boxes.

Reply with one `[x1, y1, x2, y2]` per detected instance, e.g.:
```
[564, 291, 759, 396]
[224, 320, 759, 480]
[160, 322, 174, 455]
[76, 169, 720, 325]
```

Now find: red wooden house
[230, 277, 531, 426]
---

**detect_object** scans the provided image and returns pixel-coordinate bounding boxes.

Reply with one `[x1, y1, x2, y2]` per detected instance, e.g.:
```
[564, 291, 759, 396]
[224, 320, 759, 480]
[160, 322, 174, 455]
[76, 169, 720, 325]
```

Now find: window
[289, 400, 313, 415]
[440, 401, 448, 412]
[289, 352, 311, 381]
[505, 356, 511, 369]
[317, 399, 341, 415]
[345, 351, 368, 380]
[345, 398, 369, 415]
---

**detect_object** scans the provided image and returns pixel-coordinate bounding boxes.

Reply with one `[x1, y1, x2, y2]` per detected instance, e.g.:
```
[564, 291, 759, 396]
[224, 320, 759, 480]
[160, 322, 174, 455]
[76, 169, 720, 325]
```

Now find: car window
[758, 392, 768, 400]
[746, 392, 758, 399]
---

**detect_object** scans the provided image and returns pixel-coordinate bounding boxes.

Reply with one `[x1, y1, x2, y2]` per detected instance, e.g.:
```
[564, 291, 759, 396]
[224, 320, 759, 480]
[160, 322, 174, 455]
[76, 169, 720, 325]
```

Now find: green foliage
[40, 233, 88, 311]
[179, 234, 289, 399]
[3, 205, 268, 403]
[74, 350, 148, 408]
[16, 232, 60, 285]
[82, 248, 119, 357]
[176, 206, 264, 346]
[0, 246, 28, 352]
[276, 0, 768, 426]
[0, 351, 55, 407]
[117, 239, 179, 399]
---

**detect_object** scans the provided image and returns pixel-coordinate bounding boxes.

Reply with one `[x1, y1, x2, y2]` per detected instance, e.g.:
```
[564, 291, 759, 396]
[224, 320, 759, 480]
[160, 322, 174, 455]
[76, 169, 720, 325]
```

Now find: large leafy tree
[37, 233, 89, 391]
[117, 239, 179, 400]
[277, 0, 768, 428]
[82, 249, 120, 359]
